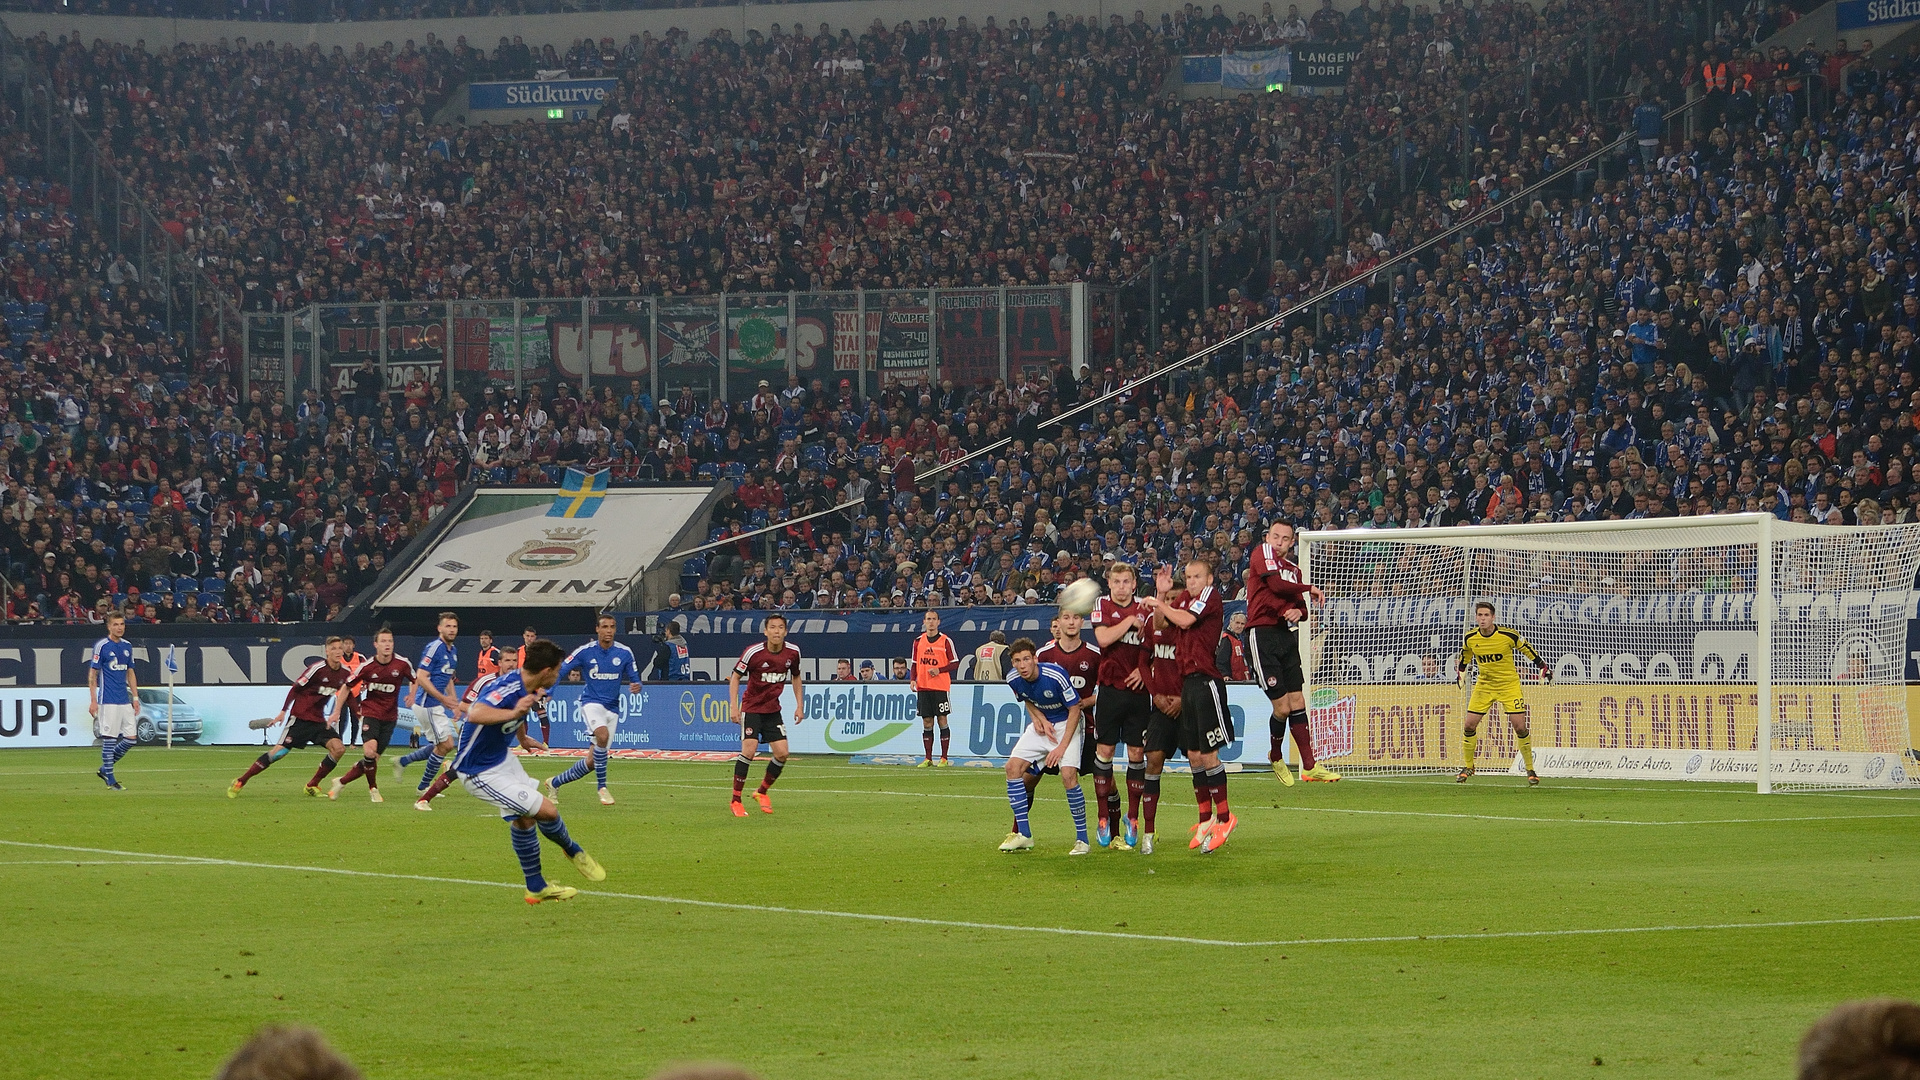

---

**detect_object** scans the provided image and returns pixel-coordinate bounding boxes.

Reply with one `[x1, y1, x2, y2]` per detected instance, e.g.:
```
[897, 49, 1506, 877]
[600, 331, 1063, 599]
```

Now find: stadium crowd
[0, 0, 1908, 622]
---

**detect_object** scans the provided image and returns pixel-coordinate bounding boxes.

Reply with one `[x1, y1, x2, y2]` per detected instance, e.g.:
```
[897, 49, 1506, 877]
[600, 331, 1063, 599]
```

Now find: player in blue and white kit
[545, 614, 642, 806]
[455, 638, 606, 904]
[88, 611, 140, 790]
[1000, 637, 1090, 855]
[393, 611, 465, 794]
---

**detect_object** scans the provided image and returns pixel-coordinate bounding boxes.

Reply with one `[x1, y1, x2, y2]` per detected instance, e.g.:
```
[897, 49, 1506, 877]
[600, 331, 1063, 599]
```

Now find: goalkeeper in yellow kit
[1456, 601, 1550, 786]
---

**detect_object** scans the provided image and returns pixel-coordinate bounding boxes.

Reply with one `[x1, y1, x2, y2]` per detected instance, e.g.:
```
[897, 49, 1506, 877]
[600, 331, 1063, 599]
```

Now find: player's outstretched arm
[469, 693, 537, 727]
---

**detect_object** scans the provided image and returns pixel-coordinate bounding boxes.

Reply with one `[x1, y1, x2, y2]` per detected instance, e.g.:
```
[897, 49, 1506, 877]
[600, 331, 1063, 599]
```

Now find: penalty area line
[1, 839, 1915, 949]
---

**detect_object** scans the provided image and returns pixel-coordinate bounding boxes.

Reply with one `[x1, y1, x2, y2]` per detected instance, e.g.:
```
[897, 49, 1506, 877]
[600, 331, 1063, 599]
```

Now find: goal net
[1296, 515, 1920, 792]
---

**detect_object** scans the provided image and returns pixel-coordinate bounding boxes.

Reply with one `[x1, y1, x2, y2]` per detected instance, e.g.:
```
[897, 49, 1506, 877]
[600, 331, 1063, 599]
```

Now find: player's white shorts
[579, 702, 619, 737]
[95, 703, 139, 740]
[418, 704, 459, 744]
[462, 755, 544, 820]
[1010, 720, 1084, 771]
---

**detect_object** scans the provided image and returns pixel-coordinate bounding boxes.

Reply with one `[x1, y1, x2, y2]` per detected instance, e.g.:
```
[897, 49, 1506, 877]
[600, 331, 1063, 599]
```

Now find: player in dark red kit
[1134, 601, 1187, 855]
[1141, 558, 1236, 854]
[729, 613, 805, 816]
[328, 628, 416, 803]
[1246, 521, 1336, 783]
[1036, 612, 1112, 846]
[227, 637, 353, 798]
[1088, 560, 1151, 847]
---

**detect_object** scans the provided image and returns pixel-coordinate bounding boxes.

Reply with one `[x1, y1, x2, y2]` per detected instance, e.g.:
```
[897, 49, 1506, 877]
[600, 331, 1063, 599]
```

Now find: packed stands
[0, 0, 1908, 620]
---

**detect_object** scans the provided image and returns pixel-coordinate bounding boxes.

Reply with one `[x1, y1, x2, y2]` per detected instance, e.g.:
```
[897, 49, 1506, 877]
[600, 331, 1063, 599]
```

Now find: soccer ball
[1057, 577, 1103, 616]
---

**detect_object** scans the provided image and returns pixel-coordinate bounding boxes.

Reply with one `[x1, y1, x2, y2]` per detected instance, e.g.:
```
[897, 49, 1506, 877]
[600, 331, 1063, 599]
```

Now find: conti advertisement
[1307, 682, 1914, 786]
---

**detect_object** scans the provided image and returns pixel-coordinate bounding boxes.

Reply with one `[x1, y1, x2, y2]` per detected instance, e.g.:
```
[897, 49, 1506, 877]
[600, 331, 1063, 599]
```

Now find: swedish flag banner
[548, 467, 609, 518]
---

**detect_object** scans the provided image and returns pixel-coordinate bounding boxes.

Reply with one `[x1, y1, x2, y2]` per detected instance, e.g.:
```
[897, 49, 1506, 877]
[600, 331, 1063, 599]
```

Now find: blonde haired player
[1456, 601, 1550, 786]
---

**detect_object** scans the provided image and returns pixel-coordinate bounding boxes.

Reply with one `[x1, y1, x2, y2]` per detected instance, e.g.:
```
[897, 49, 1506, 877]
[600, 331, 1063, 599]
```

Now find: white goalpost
[1297, 514, 1920, 793]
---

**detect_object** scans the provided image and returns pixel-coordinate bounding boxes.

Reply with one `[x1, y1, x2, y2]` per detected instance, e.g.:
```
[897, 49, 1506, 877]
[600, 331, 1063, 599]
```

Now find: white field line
[2, 839, 1914, 950]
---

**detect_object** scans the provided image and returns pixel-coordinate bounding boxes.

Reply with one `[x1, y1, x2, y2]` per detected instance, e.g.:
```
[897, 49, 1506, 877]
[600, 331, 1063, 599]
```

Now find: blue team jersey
[91, 638, 135, 705]
[1007, 661, 1080, 726]
[667, 641, 691, 680]
[419, 638, 459, 696]
[559, 640, 640, 706]
[453, 669, 532, 774]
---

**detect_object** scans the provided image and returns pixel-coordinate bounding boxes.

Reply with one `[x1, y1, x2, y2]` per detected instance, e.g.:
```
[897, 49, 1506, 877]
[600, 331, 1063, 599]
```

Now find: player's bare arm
[1044, 703, 1082, 769]
[791, 674, 805, 723]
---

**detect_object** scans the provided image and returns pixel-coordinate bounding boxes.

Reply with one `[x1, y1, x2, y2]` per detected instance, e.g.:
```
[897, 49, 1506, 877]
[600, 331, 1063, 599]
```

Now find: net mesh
[1298, 517, 1920, 791]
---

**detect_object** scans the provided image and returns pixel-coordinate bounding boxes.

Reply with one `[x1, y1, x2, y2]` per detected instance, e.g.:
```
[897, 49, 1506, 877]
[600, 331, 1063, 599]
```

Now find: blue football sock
[510, 823, 546, 892]
[592, 745, 609, 788]
[416, 752, 443, 792]
[552, 757, 591, 789]
[536, 815, 582, 857]
[1006, 778, 1031, 838]
[1067, 785, 1089, 843]
[99, 741, 116, 780]
[398, 746, 432, 767]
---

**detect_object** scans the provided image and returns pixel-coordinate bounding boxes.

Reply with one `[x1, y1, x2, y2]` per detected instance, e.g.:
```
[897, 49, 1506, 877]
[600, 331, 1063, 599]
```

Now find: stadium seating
[2, 0, 1898, 624]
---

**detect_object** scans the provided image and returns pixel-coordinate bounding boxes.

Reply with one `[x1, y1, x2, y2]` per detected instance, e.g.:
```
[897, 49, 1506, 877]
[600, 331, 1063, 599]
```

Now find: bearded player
[1140, 559, 1236, 854]
[393, 612, 464, 796]
[228, 637, 353, 797]
[1088, 561, 1151, 847]
[327, 628, 414, 803]
[728, 613, 805, 816]
[1246, 521, 1337, 783]
[454, 638, 604, 904]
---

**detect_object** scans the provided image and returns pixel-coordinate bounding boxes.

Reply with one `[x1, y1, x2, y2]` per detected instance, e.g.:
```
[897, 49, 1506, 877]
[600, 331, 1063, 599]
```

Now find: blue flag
[548, 467, 609, 519]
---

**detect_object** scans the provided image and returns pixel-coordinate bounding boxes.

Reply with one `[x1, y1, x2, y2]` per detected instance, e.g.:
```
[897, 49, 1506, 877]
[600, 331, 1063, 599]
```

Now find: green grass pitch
[1, 746, 1916, 1079]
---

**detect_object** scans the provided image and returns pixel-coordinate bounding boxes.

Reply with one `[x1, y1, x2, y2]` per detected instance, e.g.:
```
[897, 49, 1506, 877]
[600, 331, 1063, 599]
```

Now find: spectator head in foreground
[1799, 999, 1920, 1080]
[215, 1026, 362, 1080]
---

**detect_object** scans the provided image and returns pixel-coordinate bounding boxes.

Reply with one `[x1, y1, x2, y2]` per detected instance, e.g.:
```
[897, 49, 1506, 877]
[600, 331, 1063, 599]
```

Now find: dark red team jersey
[1139, 620, 1184, 697]
[734, 642, 803, 714]
[1171, 585, 1224, 679]
[1036, 639, 1102, 700]
[348, 655, 416, 722]
[284, 659, 351, 724]
[1088, 596, 1146, 688]
[1246, 543, 1310, 628]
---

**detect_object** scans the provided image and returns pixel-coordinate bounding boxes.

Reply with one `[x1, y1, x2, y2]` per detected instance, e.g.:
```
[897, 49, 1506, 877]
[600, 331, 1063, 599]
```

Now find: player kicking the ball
[729, 613, 804, 816]
[417, 649, 545, 808]
[229, 637, 353, 797]
[326, 628, 414, 803]
[1456, 601, 1548, 785]
[546, 614, 642, 806]
[454, 638, 605, 904]
[1000, 638, 1091, 854]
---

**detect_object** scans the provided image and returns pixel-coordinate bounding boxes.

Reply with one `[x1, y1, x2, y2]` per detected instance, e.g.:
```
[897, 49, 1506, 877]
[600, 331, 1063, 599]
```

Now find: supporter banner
[548, 314, 650, 380]
[489, 314, 552, 381]
[1221, 47, 1289, 91]
[876, 301, 931, 383]
[656, 303, 721, 384]
[1836, 0, 1920, 30]
[1307, 682, 1915, 786]
[323, 314, 489, 389]
[375, 486, 713, 607]
[727, 303, 789, 383]
[1182, 54, 1223, 84]
[467, 78, 618, 111]
[1290, 43, 1363, 86]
